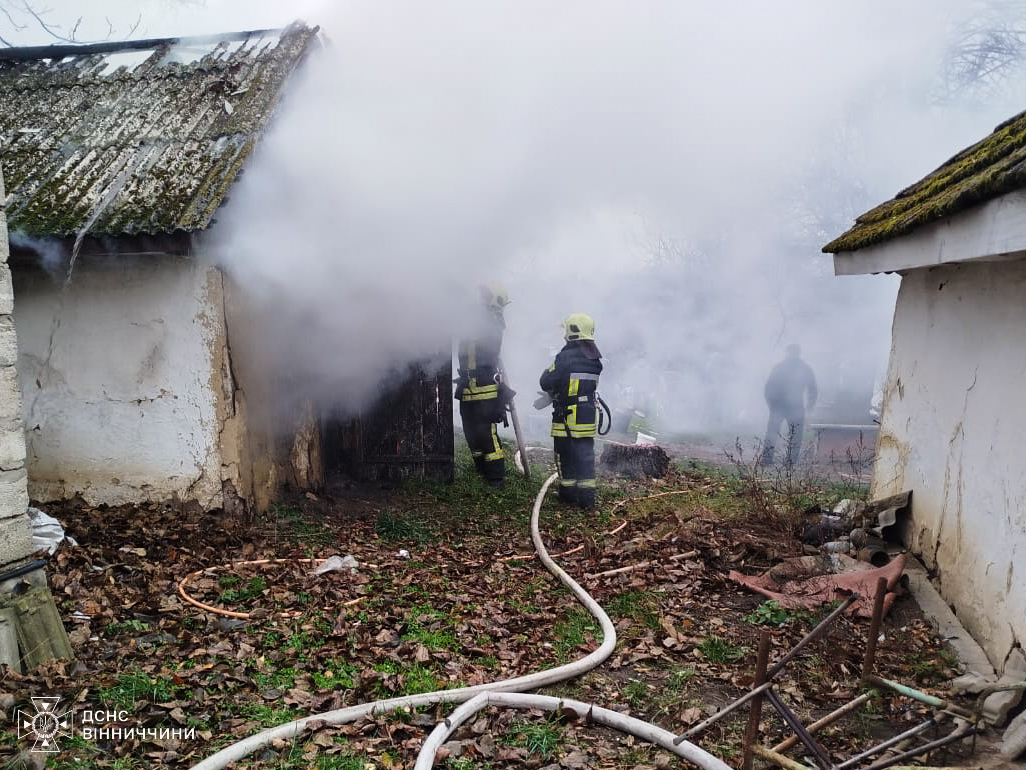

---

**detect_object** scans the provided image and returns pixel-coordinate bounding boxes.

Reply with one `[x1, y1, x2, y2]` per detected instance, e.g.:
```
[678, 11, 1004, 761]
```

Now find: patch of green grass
[606, 589, 661, 630]
[552, 607, 598, 662]
[104, 618, 150, 635]
[268, 504, 334, 549]
[48, 735, 102, 770]
[666, 666, 696, 692]
[98, 670, 183, 710]
[218, 575, 267, 604]
[373, 661, 442, 695]
[506, 717, 562, 759]
[624, 679, 648, 708]
[241, 703, 304, 728]
[402, 604, 457, 649]
[251, 666, 298, 692]
[375, 509, 429, 543]
[697, 635, 748, 664]
[745, 600, 793, 627]
[311, 660, 358, 690]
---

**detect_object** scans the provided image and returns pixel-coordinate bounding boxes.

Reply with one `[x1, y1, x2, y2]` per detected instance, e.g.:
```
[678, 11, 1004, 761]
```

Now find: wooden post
[0, 607, 21, 673]
[0, 567, 74, 670]
[743, 629, 773, 770]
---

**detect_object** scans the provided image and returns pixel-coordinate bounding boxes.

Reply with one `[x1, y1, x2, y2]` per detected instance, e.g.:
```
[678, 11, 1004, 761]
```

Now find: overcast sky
[7, 1, 1025, 440]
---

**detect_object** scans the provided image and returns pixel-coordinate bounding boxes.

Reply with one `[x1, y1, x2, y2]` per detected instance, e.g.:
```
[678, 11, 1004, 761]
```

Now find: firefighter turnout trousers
[553, 435, 596, 508]
[459, 399, 505, 486]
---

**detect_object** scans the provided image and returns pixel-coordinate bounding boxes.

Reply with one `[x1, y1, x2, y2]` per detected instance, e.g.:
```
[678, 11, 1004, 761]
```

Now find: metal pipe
[833, 718, 936, 770]
[861, 576, 889, 687]
[766, 594, 858, 679]
[972, 681, 1026, 721]
[0, 559, 47, 584]
[742, 630, 772, 770]
[858, 724, 977, 770]
[673, 682, 774, 743]
[864, 675, 974, 719]
[773, 693, 872, 753]
[765, 689, 834, 770]
[753, 744, 817, 770]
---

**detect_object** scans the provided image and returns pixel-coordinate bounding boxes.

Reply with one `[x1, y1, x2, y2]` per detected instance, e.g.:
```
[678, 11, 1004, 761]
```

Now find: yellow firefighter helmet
[563, 312, 595, 341]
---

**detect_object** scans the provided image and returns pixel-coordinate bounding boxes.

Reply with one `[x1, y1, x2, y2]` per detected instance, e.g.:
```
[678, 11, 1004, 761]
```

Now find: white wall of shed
[873, 259, 1026, 671]
[13, 256, 225, 508]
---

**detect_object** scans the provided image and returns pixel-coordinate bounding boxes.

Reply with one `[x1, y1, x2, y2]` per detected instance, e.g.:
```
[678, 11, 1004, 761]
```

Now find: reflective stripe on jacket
[457, 312, 504, 402]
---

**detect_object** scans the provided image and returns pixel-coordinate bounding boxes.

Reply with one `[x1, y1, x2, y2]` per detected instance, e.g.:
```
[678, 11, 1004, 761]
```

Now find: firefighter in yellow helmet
[455, 285, 511, 488]
[539, 313, 603, 509]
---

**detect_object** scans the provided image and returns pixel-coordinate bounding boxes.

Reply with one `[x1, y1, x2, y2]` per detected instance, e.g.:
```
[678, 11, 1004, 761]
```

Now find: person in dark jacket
[539, 313, 603, 509]
[456, 285, 510, 487]
[760, 344, 817, 468]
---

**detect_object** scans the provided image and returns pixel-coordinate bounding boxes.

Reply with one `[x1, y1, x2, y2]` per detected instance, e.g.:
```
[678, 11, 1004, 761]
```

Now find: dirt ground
[0, 447, 1001, 770]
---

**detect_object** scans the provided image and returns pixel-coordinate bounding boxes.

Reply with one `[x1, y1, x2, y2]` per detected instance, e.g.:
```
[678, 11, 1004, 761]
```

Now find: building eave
[831, 189, 1026, 276]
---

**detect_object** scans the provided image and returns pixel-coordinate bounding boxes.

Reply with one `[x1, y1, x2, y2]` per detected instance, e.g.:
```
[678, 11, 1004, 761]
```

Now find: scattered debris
[728, 553, 907, 618]
[311, 554, 359, 575]
[27, 507, 77, 555]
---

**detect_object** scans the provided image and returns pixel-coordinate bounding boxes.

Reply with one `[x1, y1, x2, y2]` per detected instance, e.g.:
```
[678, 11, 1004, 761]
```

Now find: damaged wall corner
[0, 168, 73, 669]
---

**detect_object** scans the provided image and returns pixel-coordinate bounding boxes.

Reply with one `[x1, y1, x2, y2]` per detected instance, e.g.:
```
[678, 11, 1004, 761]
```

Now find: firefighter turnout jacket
[540, 340, 603, 437]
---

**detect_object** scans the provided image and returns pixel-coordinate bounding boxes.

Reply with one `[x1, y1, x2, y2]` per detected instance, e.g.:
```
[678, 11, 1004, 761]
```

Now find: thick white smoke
[22, 0, 1026, 437]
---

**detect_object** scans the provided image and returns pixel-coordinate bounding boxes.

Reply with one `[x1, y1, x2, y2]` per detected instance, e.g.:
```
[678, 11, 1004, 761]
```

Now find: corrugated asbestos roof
[823, 108, 1026, 253]
[0, 23, 319, 237]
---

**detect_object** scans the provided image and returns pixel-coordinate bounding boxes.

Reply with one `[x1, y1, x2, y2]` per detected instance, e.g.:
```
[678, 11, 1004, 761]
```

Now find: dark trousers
[460, 400, 505, 486]
[761, 407, 805, 468]
[553, 435, 596, 508]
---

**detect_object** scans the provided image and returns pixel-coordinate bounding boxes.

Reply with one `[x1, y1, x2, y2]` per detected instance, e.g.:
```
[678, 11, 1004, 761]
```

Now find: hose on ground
[188, 473, 726, 770]
[413, 692, 731, 770]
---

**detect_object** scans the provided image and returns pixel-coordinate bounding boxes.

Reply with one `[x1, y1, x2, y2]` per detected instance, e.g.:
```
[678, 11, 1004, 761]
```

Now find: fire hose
[188, 474, 729, 770]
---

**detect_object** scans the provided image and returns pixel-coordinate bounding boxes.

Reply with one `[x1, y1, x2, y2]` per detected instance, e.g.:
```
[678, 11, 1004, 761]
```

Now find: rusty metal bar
[772, 693, 872, 753]
[765, 689, 834, 770]
[766, 593, 858, 679]
[742, 630, 772, 770]
[753, 744, 817, 770]
[864, 675, 974, 719]
[833, 717, 936, 770]
[858, 724, 977, 770]
[673, 681, 774, 743]
[674, 593, 857, 746]
[861, 576, 889, 686]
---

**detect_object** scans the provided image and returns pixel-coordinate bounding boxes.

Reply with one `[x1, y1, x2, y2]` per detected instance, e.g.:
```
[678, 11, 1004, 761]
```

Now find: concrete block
[0, 427, 26, 470]
[1003, 708, 1026, 759]
[0, 264, 12, 315]
[0, 319, 18, 367]
[0, 368, 24, 423]
[904, 556, 997, 681]
[0, 468, 29, 520]
[983, 648, 1026, 726]
[0, 512, 33, 570]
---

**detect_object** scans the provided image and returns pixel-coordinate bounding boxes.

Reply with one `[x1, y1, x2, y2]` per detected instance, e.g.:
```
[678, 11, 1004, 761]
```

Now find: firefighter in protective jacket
[455, 285, 511, 488]
[539, 313, 603, 509]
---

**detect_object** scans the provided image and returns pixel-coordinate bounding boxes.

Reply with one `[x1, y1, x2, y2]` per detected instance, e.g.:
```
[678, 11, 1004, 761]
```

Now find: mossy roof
[823, 109, 1026, 253]
[0, 23, 319, 238]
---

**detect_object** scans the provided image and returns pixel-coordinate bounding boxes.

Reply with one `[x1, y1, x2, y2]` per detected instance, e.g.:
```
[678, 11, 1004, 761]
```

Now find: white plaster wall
[873, 260, 1026, 670]
[12, 256, 225, 508]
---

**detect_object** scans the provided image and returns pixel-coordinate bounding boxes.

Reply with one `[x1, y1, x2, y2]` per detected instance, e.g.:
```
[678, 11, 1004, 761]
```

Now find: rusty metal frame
[677, 575, 989, 770]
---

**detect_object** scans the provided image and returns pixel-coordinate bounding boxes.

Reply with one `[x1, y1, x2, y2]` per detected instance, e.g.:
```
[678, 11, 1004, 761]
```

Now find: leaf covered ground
[0, 449, 977, 770]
